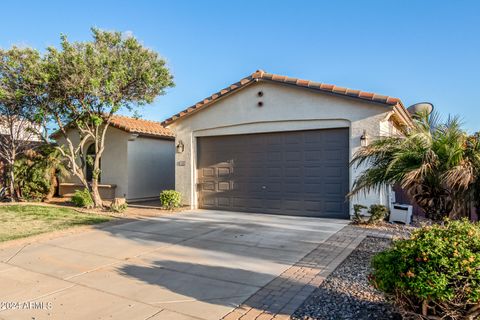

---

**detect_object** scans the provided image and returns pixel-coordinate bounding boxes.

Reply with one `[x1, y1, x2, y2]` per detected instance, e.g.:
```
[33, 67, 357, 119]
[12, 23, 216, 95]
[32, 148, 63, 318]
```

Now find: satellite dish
[407, 102, 434, 115]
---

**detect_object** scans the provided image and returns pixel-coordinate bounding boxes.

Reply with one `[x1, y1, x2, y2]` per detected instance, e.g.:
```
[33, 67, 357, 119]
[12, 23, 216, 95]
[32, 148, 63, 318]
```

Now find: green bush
[71, 188, 94, 208]
[14, 153, 50, 201]
[370, 219, 480, 319]
[13, 146, 68, 201]
[352, 204, 388, 225]
[368, 204, 389, 224]
[352, 204, 368, 224]
[110, 203, 128, 213]
[160, 190, 182, 209]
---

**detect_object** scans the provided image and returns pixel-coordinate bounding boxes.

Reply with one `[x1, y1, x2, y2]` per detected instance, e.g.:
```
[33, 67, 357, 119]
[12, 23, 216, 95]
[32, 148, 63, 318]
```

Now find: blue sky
[1, 0, 479, 132]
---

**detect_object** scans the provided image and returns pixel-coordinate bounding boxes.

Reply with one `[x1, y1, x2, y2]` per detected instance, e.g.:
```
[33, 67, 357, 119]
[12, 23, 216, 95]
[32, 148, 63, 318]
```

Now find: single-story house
[0, 116, 43, 188]
[53, 115, 175, 201]
[163, 70, 413, 218]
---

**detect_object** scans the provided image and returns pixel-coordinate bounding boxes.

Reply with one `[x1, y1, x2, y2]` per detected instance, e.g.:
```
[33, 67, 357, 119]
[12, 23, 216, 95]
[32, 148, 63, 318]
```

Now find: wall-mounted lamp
[176, 140, 185, 153]
[360, 130, 368, 147]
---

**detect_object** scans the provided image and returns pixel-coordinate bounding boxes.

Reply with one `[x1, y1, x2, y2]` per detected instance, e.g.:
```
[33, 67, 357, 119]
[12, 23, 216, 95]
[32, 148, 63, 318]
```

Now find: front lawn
[0, 205, 112, 242]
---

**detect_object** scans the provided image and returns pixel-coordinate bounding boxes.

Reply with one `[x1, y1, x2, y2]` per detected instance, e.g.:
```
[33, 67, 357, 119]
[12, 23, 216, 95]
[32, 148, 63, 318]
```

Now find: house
[53, 115, 175, 201]
[0, 116, 43, 188]
[163, 70, 413, 218]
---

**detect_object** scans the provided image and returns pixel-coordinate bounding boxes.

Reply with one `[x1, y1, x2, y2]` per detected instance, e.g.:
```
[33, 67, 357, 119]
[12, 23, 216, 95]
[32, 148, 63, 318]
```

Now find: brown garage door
[197, 128, 349, 218]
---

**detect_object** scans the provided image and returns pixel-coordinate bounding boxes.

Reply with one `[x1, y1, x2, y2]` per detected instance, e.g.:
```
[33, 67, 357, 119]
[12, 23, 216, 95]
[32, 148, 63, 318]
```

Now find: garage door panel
[304, 150, 323, 161]
[263, 199, 283, 209]
[232, 197, 263, 209]
[284, 167, 302, 177]
[267, 151, 283, 161]
[217, 181, 231, 191]
[304, 200, 324, 211]
[217, 167, 232, 177]
[266, 167, 282, 177]
[303, 184, 324, 194]
[197, 128, 349, 218]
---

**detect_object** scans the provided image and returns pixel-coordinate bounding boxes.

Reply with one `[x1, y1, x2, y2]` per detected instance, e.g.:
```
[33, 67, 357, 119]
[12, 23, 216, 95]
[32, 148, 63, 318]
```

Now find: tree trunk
[90, 140, 103, 208]
[89, 123, 109, 209]
[46, 167, 57, 200]
[91, 177, 103, 208]
[7, 163, 15, 202]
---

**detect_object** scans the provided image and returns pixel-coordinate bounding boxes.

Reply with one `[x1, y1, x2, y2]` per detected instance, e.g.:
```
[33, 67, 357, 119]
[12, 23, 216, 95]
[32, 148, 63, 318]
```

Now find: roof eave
[163, 78, 258, 126]
[129, 131, 175, 140]
[163, 75, 405, 126]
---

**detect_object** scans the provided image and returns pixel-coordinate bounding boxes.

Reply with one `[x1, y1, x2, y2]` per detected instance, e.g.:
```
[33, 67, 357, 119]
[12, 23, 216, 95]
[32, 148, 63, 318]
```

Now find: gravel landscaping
[292, 236, 401, 320]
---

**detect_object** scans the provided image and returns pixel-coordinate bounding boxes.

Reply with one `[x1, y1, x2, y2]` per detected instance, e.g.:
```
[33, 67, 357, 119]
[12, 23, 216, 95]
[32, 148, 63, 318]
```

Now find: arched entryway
[85, 143, 100, 182]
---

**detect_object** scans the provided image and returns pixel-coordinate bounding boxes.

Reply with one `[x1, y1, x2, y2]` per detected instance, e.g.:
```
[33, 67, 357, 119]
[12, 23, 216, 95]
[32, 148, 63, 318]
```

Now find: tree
[38, 29, 174, 207]
[0, 47, 43, 199]
[349, 112, 480, 221]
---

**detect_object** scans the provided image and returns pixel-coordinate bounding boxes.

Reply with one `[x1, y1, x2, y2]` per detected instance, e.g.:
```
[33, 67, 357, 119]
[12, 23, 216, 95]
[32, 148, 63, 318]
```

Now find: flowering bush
[370, 220, 480, 319]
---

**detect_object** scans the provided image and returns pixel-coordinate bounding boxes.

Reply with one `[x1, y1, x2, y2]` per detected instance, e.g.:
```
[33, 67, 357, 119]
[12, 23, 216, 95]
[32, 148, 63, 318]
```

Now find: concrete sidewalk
[0, 210, 349, 320]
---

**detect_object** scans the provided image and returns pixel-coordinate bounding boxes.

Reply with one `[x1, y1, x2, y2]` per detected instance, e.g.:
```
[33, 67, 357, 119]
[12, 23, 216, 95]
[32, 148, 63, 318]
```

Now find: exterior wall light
[360, 130, 368, 147]
[176, 140, 185, 153]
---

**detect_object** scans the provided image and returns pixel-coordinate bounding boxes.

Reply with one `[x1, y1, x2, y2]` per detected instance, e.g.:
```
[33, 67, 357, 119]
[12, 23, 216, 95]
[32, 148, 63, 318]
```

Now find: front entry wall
[197, 129, 350, 218]
[170, 81, 394, 215]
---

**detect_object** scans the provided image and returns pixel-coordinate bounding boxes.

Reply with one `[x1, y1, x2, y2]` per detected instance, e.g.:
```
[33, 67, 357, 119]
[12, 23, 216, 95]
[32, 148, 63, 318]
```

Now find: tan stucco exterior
[56, 126, 174, 201]
[167, 81, 400, 215]
[127, 136, 175, 200]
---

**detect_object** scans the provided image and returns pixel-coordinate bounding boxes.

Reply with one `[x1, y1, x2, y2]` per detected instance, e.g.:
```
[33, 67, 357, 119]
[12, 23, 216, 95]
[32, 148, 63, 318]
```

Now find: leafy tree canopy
[41, 28, 174, 124]
[35, 28, 174, 207]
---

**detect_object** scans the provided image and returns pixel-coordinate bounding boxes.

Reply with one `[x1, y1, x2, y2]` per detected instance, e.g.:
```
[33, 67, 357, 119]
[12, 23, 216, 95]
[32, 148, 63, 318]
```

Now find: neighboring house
[0, 116, 43, 186]
[163, 70, 413, 219]
[0, 116, 43, 142]
[53, 115, 175, 201]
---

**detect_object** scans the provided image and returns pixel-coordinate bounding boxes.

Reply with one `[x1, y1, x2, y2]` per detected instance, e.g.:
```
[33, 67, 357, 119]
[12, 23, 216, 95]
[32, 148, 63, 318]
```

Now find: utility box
[389, 204, 413, 225]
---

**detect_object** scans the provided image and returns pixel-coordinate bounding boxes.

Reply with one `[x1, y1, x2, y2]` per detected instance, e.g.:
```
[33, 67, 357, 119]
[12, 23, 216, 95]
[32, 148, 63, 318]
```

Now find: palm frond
[350, 110, 480, 220]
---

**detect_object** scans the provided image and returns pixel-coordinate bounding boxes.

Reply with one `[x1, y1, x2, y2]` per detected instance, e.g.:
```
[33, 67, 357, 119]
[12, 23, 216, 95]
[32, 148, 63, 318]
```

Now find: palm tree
[14, 145, 69, 201]
[43, 146, 69, 200]
[349, 112, 480, 221]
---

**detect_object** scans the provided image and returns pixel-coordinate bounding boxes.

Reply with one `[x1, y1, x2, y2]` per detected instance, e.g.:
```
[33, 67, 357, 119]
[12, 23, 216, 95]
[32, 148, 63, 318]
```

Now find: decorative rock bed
[292, 236, 401, 320]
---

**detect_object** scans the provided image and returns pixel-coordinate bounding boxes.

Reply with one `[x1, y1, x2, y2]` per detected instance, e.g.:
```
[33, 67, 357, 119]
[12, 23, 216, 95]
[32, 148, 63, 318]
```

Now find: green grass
[0, 205, 112, 242]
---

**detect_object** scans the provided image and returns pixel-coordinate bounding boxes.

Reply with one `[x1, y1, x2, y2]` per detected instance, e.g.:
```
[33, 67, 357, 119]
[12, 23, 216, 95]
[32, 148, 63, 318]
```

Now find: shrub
[13, 146, 68, 201]
[110, 203, 128, 213]
[370, 219, 480, 319]
[71, 188, 94, 208]
[14, 154, 50, 201]
[368, 204, 389, 224]
[160, 190, 182, 209]
[352, 204, 388, 225]
[352, 204, 368, 224]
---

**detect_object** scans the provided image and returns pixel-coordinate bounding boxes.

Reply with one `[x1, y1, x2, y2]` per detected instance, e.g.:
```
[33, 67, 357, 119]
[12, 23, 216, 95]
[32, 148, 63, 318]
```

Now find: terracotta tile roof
[109, 115, 174, 138]
[50, 115, 174, 139]
[163, 70, 404, 125]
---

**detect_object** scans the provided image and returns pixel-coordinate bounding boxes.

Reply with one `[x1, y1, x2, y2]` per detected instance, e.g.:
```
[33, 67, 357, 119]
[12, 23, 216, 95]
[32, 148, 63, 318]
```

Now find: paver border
[221, 225, 401, 320]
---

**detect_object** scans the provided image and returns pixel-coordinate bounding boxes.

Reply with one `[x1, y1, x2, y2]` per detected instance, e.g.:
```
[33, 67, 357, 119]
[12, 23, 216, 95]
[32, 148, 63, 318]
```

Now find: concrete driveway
[0, 210, 348, 320]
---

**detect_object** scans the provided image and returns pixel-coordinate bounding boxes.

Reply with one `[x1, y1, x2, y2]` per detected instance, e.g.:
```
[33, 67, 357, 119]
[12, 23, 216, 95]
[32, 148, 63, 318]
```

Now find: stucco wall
[56, 127, 129, 198]
[168, 81, 396, 214]
[56, 127, 175, 201]
[127, 136, 175, 200]
[101, 128, 129, 198]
